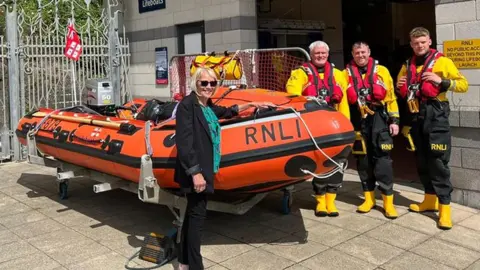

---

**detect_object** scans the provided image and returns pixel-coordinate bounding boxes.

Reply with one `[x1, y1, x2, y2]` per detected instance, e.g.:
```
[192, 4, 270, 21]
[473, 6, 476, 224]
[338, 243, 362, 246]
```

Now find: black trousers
[410, 100, 452, 204]
[312, 173, 343, 195]
[178, 192, 207, 270]
[355, 109, 394, 195]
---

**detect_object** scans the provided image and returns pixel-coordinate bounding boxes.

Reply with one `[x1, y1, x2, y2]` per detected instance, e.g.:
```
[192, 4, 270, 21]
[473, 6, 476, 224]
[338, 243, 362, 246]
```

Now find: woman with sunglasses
[175, 67, 274, 270]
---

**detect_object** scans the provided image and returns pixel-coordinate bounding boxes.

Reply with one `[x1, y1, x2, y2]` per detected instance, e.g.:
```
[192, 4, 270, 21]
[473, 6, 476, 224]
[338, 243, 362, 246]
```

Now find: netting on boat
[168, 48, 311, 99]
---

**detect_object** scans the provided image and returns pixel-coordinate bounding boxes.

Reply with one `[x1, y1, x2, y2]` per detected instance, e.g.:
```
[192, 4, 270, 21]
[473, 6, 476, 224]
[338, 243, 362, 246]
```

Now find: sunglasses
[199, 80, 218, 87]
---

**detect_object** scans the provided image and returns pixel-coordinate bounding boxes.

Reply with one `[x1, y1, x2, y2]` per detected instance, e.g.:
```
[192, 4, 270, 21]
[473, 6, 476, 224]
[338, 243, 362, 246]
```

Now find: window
[177, 22, 206, 54]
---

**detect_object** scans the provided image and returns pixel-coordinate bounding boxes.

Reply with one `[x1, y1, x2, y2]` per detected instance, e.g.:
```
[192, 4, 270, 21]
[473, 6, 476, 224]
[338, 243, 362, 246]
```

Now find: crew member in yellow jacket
[286, 40, 350, 217]
[343, 41, 400, 219]
[397, 27, 468, 230]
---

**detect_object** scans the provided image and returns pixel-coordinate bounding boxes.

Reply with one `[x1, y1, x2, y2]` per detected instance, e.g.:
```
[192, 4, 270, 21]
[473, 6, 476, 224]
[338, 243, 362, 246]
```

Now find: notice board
[443, 39, 480, 69]
[155, 47, 168, 85]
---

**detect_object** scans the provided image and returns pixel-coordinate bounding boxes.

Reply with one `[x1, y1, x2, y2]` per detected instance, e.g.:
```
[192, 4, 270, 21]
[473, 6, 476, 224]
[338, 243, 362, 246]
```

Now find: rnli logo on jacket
[381, 143, 394, 151]
[431, 144, 448, 151]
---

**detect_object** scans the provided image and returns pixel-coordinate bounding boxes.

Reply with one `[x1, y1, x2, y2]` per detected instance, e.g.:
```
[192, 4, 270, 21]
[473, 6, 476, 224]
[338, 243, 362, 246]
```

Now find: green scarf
[201, 106, 221, 173]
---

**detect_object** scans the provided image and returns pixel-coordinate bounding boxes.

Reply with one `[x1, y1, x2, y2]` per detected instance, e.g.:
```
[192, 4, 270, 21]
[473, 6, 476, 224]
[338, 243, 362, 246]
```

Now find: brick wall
[435, 0, 480, 208]
[124, 0, 257, 100]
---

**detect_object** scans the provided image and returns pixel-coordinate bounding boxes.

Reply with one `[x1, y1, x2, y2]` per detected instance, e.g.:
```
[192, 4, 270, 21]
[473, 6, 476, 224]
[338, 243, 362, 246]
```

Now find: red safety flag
[64, 21, 82, 61]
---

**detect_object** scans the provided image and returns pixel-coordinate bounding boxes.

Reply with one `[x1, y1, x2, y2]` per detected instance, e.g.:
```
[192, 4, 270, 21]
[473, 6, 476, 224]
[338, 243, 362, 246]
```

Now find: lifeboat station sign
[444, 39, 480, 69]
[139, 0, 165, 13]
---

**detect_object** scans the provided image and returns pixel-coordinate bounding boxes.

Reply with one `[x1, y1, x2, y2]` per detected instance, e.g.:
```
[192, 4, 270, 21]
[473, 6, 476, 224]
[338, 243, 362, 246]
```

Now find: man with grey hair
[286, 41, 350, 218]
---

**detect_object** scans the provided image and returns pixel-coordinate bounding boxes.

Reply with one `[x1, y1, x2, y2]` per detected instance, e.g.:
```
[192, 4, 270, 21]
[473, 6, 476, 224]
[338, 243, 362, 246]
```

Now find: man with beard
[397, 27, 468, 230]
[286, 41, 350, 217]
[343, 41, 400, 219]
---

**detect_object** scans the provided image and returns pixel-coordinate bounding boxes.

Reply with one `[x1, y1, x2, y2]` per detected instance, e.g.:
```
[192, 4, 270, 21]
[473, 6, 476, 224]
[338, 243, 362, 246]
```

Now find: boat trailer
[24, 130, 296, 246]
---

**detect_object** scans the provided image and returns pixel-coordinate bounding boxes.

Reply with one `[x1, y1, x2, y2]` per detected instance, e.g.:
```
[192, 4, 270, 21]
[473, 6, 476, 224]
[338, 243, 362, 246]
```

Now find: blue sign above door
[138, 0, 165, 13]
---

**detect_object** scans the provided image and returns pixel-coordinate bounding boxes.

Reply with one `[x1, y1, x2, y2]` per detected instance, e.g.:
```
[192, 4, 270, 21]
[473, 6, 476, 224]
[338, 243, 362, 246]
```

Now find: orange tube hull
[16, 88, 355, 194]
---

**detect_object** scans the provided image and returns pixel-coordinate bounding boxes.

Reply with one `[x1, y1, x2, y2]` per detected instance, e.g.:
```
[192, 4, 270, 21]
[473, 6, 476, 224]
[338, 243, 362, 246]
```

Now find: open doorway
[342, 0, 436, 75]
[256, 0, 345, 66]
[342, 0, 437, 182]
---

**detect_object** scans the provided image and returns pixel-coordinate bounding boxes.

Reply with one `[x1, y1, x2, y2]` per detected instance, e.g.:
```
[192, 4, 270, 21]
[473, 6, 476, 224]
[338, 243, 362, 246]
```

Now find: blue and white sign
[155, 47, 168, 85]
[138, 0, 165, 14]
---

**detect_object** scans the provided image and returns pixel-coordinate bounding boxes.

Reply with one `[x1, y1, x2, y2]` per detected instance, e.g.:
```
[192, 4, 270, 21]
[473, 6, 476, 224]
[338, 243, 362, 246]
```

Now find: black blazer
[174, 92, 239, 194]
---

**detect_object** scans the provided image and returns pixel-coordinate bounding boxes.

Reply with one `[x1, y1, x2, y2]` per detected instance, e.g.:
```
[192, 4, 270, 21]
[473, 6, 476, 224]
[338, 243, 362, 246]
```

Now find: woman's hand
[249, 101, 276, 109]
[192, 173, 206, 193]
[237, 102, 276, 113]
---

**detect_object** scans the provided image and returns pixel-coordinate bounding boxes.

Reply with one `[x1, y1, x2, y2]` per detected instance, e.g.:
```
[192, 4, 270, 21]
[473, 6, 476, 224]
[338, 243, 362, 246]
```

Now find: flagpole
[64, 18, 83, 107]
[72, 60, 77, 105]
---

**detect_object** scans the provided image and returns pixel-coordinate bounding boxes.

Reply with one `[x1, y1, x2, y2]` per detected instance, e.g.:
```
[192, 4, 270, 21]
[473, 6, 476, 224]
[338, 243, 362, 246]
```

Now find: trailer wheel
[281, 190, 293, 215]
[58, 181, 69, 200]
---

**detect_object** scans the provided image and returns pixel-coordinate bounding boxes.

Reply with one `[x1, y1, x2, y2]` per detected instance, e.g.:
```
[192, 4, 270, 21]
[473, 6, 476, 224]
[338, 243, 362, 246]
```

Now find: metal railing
[0, 0, 131, 161]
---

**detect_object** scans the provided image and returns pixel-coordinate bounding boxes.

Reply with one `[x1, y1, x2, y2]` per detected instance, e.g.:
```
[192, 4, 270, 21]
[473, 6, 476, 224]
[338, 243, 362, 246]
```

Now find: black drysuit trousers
[312, 172, 343, 195]
[178, 192, 207, 270]
[355, 108, 395, 195]
[410, 100, 453, 204]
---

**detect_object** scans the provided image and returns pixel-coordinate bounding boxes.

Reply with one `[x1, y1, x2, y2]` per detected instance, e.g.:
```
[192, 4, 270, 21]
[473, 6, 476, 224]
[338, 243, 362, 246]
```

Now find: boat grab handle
[70, 132, 105, 144]
[69, 129, 107, 144]
[68, 124, 109, 145]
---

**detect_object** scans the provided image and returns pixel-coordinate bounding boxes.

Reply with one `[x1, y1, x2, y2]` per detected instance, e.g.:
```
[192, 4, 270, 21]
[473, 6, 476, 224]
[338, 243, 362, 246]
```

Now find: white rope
[33, 109, 59, 135]
[275, 97, 347, 179]
[144, 121, 153, 156]
[301, 160, 348, 179]
[156, 102, 180, 140]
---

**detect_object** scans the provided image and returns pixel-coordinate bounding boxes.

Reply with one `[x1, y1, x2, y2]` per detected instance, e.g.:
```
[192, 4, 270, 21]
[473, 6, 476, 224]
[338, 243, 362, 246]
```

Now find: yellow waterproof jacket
[342, 64, 400, 120]
[396, 55, 469, 101]
[286, 65, 350, 120]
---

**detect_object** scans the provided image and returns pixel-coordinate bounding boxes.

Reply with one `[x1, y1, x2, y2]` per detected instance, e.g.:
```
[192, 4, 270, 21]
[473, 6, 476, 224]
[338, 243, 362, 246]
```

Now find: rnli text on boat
[245, 119, 302, 145]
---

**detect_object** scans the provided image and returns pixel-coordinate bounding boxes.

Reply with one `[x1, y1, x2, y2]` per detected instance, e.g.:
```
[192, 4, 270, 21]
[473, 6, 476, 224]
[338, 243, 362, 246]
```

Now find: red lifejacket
[300, 61, 343, 104]
[399, 48, 443, 100]
[345, 57, 387, 105]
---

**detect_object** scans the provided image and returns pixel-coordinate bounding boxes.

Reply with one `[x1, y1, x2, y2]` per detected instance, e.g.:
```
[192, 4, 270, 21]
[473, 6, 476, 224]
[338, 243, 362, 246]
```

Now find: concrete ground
[1, 161, 480, 270]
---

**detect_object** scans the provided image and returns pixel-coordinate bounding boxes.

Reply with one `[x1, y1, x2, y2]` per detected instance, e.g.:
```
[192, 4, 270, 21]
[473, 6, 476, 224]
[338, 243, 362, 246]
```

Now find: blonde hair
[189, 67, 219, 96]
[410, 27, 430, 38]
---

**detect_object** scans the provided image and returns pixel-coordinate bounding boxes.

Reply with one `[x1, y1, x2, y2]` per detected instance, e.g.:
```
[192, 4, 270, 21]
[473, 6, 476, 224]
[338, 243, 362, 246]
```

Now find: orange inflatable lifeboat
[15, 86, 355, 195]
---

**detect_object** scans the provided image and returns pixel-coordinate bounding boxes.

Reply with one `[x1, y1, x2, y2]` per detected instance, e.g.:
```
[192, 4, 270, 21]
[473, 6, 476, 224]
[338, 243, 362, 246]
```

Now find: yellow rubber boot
[438, 204, 453, 230]
[409, 194, 439, 212]
[357, 191, 376, 213]
[382, 194, 398, 219]
[315, 195, 327, 217]
[326, 193, 339, 217]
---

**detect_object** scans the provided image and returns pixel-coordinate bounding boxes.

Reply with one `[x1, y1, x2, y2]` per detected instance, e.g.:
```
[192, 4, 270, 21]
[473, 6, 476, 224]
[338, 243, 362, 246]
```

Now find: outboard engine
[82, 78, 116, 116]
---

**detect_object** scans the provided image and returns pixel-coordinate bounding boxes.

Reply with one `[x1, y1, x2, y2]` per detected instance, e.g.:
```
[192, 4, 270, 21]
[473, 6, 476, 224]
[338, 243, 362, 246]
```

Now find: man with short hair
[286, 41, 350, 217]
[397, 27, 468, 230]
[343, 41, 400, 219]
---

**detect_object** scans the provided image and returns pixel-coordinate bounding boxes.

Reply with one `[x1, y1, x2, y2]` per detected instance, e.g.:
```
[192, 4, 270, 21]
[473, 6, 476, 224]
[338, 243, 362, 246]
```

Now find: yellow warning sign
[444, 39, 480, 69]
